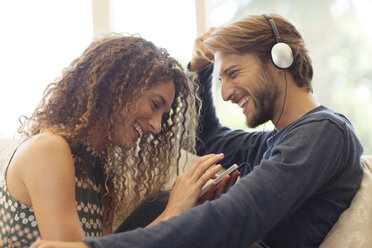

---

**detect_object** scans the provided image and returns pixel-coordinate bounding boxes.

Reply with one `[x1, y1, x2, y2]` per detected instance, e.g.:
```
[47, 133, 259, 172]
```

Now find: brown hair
[17, 33, 200, 219]
[204, 14, 313, 92]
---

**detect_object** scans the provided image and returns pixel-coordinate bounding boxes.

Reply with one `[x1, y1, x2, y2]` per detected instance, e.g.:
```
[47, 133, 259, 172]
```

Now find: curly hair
[17, 33, 200, 220]
[204, 14, 313, 92]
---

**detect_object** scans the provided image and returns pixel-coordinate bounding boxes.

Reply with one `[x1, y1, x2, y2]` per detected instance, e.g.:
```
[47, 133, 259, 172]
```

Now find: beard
[246, 68, 280, 128]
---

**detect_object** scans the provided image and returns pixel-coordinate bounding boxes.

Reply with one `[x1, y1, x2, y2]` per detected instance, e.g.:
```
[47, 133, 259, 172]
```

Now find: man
[31, 14, 363, 248]
[188, 13, 364, 246]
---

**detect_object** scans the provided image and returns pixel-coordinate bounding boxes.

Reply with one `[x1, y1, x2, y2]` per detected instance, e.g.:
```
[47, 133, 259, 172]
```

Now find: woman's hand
[189, 27, 218, 71]
[30, 240, 90, 248]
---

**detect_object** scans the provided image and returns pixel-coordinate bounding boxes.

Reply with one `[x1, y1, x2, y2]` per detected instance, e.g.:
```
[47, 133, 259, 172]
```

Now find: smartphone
[200, 164, 239, 197]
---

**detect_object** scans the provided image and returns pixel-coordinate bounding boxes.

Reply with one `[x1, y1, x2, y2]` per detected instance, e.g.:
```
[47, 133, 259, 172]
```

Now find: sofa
[320, 155, 372, 247]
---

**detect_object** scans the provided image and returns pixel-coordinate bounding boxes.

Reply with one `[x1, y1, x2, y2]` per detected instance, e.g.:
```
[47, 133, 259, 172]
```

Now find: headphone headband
[263, 14, 281, 43]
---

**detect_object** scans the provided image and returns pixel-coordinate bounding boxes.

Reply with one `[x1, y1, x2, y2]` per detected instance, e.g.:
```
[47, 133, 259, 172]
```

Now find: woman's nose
[149, 114, 162, 134]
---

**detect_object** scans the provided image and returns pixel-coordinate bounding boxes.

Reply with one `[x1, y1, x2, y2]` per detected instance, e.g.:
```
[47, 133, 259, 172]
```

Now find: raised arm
[190, 29, 272, 170]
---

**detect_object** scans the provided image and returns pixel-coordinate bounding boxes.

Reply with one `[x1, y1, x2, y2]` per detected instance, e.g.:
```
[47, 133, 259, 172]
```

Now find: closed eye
[228, 70, 239, 79]
[151, 101, 159, 110]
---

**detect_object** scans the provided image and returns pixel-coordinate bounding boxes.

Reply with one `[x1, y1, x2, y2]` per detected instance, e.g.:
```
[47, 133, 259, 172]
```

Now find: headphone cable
[274, 70, 288, 128]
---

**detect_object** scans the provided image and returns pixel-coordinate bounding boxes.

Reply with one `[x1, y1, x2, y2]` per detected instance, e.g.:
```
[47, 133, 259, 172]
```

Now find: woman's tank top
[0, 142, 105, 247]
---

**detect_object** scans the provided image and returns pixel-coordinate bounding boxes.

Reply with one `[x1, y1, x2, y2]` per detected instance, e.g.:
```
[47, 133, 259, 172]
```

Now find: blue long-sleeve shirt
[84, 64, 363, 248]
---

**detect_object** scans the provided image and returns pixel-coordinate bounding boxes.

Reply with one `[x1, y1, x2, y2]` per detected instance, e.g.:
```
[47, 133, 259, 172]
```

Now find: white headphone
[263, 14, 294, 69]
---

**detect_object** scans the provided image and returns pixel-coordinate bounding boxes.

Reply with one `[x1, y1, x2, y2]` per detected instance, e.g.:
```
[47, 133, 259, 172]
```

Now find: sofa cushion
[320, 155, 372, 247]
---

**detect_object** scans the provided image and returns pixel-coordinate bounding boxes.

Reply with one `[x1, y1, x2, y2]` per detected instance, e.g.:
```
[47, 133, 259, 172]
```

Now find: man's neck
[274, 84, 319, 131]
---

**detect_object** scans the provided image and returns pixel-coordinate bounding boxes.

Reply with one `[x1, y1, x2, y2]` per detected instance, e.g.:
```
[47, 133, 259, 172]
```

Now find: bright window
[0, 0, 93, 140]
[111, 0, 197, 66]
[1, 0, 370, 155]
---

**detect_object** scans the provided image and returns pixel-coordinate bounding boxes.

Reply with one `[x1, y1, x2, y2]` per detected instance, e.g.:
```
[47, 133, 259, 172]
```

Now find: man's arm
[81, 119, 360, 248]
[30, 118, 363, 248]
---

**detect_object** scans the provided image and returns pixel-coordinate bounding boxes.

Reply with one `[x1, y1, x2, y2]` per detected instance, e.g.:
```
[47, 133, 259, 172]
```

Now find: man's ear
[265, 60, 282, 74]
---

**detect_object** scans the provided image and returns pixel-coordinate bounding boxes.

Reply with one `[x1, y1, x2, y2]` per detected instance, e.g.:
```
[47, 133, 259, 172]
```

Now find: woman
[0, 34, 230, 247]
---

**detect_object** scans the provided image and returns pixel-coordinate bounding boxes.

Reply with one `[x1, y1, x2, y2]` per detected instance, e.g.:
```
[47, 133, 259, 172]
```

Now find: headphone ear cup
[271, 42, 294, 69]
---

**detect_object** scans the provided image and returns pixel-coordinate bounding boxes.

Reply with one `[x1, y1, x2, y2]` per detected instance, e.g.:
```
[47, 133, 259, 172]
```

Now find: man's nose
[221, 80, 235, 102]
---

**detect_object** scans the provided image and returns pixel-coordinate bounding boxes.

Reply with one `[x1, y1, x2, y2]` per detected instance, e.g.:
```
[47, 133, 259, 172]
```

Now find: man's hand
[31, 240, 90, 248]
[190, 27, 218, 71]
[199, 170, 240, 203]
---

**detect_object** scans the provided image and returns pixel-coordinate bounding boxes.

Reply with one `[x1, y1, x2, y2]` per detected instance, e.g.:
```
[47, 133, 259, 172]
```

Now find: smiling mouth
[237, 96, 250, 108]
[132, 122, 143, 138]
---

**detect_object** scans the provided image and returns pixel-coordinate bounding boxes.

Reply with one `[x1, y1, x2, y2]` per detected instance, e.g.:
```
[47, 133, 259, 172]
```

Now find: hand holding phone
[200, 164, 239, 197]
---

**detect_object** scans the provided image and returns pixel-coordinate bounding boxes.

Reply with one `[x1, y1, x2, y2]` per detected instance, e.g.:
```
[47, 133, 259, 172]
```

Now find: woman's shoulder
[18, 132, 71, 159]
[28, 131, 71, 151]
[6, 132, 76, 206]
[10, 132, 74, 174]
